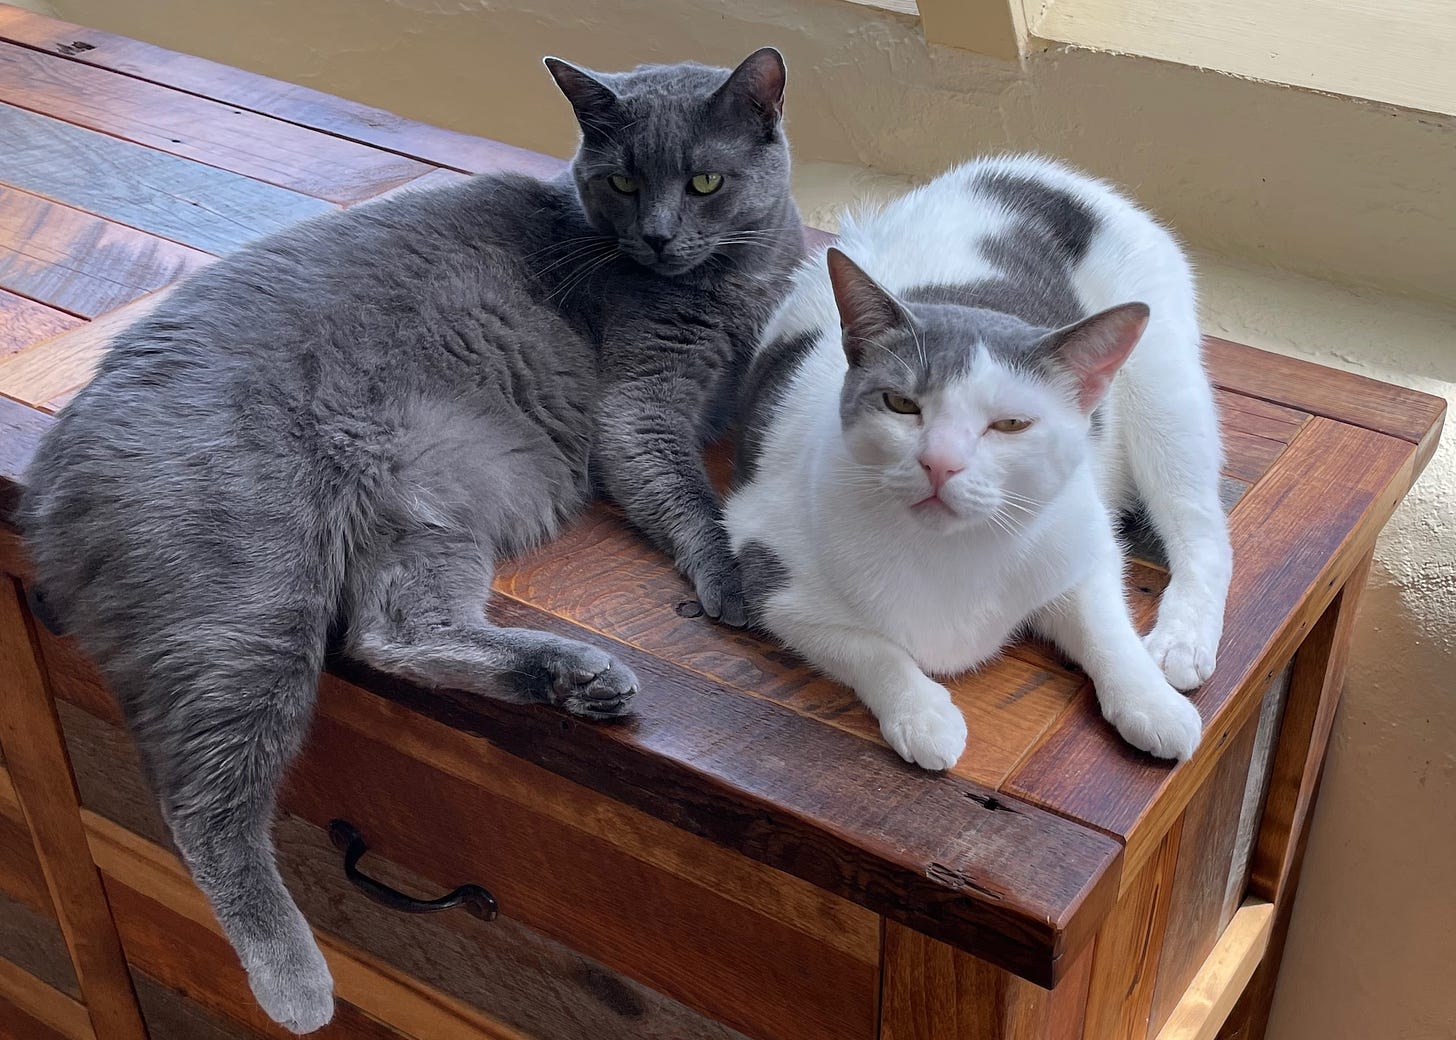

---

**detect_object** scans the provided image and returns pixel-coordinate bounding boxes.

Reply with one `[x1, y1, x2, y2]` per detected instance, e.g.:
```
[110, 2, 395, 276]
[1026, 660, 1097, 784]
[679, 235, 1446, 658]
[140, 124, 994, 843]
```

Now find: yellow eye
[688, 172, 724, 195]
[989, 418, 1033, 433]
[608, 174, 639, 194]
[883, 392, 921, 415]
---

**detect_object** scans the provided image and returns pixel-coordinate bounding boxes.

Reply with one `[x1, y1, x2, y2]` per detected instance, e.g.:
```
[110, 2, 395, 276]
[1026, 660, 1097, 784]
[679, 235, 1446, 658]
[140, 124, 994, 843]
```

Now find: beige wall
[38, 1, 1456, 1037]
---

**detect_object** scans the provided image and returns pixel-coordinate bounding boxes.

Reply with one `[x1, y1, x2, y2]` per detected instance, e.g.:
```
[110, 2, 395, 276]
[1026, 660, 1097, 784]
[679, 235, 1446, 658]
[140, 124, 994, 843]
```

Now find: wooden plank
[0, 578, 148, 1040]
[0, 289, 81, 357]
[0, 6, 566, 180]
[351, 167, 472, 207]
[0, 957, 93, 1040]
[0, 186, 210, 317]
[1147, 714, 1259, 1036]
[1205, 337, 1446, 478]
[1081, 820, 1183, 1040]
[0, 286, 183, 413]
[0, 779, 53, 915]
[0, 890, 79, 1000]
[82, 809, 547, 1040]
[0, 392, 48, 521]
[1154, 901, 1274, 1040]
[0, 42, 431, 205]
[132, 969, 276, 1040]
[1003, 419, 1414, 892]
[0, 103, 334, 254]
[495, 508, 1088, 789]
[880, 926, 1094, 1040]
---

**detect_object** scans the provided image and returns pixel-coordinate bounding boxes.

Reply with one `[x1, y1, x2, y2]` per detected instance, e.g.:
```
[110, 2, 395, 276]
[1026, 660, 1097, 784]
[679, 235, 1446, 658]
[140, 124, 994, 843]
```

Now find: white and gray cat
[22, 50, 801, 1032]
[726, 155, 1232, 770]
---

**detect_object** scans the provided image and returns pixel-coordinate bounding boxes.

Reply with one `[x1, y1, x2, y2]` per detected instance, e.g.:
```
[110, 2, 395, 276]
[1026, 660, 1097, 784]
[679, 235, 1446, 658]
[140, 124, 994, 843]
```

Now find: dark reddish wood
[0, 799, 52, 917]
[0, 393, 49, 522]
[1146, 713, 1260, 1035]
[0, 290, 81, 357]
[0, 991, 73, 1040]
[1205, 337, 1446, 477]
[0, 43, 431, 205]
[0, 5, 567, 181]
[1003, 419, 1413, 864]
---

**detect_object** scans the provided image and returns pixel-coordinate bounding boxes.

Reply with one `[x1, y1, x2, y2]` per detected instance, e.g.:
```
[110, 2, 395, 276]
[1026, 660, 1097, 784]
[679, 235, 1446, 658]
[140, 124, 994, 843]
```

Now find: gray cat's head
[825, 248, 1147, 533]
[545, 49, 792, 277]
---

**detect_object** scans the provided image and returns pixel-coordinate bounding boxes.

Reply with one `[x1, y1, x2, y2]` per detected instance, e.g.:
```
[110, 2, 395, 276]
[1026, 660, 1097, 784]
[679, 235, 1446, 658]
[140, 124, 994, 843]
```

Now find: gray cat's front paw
[244, 930, 334, 1034]
[693, 558, 747, 627]
[539, 639, 639, 718]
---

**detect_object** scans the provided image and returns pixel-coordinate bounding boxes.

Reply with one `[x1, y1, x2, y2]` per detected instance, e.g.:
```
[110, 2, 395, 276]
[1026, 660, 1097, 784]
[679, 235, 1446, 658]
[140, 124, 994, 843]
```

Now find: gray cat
[20, 48, 801, 1033]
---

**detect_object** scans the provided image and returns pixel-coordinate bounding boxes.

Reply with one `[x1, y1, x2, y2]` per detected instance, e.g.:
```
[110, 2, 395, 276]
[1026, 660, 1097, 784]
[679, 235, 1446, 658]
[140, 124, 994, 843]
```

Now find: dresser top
[0, 4, 1443, 988]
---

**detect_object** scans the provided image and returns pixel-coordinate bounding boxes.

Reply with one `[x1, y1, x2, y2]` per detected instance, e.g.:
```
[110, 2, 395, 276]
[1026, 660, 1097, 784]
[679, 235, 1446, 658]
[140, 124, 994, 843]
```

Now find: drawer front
[41, 627, 880, 1040]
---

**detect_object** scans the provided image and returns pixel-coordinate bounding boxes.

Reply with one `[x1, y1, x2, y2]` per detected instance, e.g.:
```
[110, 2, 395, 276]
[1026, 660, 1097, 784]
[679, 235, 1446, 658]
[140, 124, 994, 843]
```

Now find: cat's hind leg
[344, 527, 637, 719]
[1121, 347, 1234, 690]
[1032, 522, 1203, 761]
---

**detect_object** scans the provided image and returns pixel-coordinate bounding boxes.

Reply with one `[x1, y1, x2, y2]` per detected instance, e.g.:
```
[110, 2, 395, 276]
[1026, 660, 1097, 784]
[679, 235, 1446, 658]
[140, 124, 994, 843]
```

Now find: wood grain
[0, 956, 93, 1040]
[0, 393, 49, 521]
[0, 185, 210, 317]
[1003, 419, 1414, 890]
[1154, 901, 1273, 1040]
[0, 102, 334, 254]
[0, 578, 147, 1040]
[0, 6, 567, 180]
[0, 289, 80, 357]
[0, 42, 431, 205]
[1205, 337, 1446, 477]
[0, 286, 183, 414]
[0, 890, 79, 1000]
[1147, 714, 1259, 1036]
[0, 781, 53, 916]
[1080, 820, 1183, 1040]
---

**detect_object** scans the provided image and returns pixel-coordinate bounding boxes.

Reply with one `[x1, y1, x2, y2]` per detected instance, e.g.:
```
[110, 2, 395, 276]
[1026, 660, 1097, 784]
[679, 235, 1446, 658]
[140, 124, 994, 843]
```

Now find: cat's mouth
[911, 494, 954, 515]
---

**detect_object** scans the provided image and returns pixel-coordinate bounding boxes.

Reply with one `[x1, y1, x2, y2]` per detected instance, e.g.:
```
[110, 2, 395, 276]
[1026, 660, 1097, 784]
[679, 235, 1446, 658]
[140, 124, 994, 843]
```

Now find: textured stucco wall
[39, 1, 1456, 1037]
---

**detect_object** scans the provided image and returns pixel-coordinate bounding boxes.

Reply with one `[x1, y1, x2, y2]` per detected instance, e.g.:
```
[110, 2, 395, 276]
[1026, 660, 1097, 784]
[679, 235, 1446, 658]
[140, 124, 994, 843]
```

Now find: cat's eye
[608, 174, 639, 195]
[687, 173, 725, 195]
[883, 392, 921, 415]
[989, 418, 1034, 433]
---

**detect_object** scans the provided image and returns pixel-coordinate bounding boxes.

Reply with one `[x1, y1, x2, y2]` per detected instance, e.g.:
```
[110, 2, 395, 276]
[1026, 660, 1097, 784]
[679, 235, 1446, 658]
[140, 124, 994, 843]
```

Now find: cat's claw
[880, 682, 968, 771]
[244, 930, 335, 1034]
[1107, 689, 1202, 762]
[1144, 618, 1219, 691]
[540, 642, 639, 718]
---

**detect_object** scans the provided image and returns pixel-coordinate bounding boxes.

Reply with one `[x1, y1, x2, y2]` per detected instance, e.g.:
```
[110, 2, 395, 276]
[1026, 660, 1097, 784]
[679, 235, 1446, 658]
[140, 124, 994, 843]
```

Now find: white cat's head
[826, 248, 1147, 534]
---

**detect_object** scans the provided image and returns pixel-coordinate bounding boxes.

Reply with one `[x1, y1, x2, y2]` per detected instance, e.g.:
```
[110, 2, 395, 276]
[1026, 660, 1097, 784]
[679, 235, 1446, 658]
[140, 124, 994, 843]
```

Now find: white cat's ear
[714, 47, 787, 128]
[544, 58, 621, 127]
[1041, 302, 1150, 412]
[827, 248, 911, 368]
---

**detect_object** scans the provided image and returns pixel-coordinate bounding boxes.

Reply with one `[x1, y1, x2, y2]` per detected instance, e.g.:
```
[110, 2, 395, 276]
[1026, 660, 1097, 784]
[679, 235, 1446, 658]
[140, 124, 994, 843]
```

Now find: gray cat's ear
[1040, 302, 1150, 411]
[544, 57, 621, 127]
[827, 248, 911, 368]
[714, 47, 787, 131]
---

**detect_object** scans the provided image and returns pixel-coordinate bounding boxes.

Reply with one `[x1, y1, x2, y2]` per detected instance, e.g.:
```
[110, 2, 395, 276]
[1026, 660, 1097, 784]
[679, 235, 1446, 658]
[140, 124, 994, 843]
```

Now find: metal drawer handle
[328, 819, 498, 921]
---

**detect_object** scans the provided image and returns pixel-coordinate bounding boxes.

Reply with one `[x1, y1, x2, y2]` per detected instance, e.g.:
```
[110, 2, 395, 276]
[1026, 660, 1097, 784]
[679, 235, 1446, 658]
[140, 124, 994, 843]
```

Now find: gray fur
[734, 329, 817, 485]
[21, 49, 799, 1034]
[735, 539, 789, 627]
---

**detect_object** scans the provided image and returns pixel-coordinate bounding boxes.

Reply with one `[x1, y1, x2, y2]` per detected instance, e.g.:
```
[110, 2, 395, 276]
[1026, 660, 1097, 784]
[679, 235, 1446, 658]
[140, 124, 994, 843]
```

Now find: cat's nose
[642, 233, 671, 256]
[919, 455, 965, 493]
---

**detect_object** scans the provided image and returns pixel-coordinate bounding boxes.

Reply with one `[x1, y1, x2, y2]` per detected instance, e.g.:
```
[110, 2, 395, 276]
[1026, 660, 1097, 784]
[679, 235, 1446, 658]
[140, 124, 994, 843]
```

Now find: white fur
[726, 155, 1232, 768]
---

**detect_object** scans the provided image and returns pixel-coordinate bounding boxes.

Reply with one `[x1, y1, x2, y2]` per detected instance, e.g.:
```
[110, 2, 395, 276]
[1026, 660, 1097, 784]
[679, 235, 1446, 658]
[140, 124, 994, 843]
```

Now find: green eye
[989, 418, 1033, 433]
[883, 392, 921, 415]
[608, 174, 639, 194]
[687, 172, 724, 195]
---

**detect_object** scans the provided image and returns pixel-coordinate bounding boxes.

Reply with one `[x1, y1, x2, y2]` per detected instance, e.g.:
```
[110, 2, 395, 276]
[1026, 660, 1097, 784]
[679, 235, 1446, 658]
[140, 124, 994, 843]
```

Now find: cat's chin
[909, 496, 978, 532]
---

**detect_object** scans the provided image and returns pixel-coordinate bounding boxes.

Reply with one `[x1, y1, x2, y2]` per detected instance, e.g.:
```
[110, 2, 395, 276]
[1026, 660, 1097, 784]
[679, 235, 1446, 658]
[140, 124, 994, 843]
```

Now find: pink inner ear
[1065, 306, 1148, 412]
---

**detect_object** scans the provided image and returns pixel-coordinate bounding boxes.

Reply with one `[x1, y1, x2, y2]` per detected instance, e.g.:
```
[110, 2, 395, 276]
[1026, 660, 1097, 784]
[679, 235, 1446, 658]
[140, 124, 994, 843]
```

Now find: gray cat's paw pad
[542, 642, 639, 719]
[246, 938, 334, 1033]
[1143, 620, 1218, 690]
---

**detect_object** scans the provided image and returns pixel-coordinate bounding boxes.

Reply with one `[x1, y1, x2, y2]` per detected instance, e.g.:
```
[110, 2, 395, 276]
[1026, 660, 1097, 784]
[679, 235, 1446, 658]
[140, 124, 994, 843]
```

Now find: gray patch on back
[735, 330, 817, 485]
[736, 539, 789, 626]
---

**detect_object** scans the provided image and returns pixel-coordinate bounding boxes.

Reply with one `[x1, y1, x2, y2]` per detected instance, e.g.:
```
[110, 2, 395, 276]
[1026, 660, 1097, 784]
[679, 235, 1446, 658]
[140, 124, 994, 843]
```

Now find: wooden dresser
[0, 6, 1444, 1039]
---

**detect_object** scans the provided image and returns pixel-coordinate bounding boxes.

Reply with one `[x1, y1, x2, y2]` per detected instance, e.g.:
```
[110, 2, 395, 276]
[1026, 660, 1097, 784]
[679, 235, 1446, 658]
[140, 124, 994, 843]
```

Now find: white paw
[879, 678, 968, 771]
[1144, 617, 1219, 691]
[1105, 682, 1202, 762]
[245, 930, 335, 1033]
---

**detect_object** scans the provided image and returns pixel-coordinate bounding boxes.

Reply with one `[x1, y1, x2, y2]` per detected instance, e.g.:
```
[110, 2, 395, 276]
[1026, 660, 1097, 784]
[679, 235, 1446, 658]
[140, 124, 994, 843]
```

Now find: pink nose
[919, 454, 964, 494]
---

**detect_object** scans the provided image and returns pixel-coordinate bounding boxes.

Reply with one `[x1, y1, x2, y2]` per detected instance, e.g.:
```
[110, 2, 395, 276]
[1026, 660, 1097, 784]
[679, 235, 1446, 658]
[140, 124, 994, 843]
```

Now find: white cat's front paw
[879, 678, 967, 771]
[1105, 683, 1202, 762]
[1144, 617, 1218, 691]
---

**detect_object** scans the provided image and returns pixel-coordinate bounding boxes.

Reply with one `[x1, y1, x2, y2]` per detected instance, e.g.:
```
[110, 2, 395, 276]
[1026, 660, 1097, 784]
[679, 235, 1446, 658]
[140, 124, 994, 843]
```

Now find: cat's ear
[1040, 302, 1149, 412]
[544, 57, 621, 128]
[713, 47, 787, 131]
[827, 248, 912, 368]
